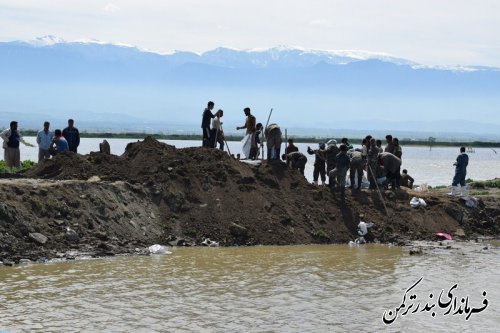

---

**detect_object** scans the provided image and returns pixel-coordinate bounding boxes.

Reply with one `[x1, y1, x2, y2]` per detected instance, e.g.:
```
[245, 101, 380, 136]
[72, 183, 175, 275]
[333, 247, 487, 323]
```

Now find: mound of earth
[1, 137, 499, 262]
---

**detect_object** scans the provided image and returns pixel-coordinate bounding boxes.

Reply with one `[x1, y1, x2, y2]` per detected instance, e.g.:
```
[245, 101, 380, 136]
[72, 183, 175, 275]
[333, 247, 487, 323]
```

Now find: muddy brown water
[0, 242, 498, 332]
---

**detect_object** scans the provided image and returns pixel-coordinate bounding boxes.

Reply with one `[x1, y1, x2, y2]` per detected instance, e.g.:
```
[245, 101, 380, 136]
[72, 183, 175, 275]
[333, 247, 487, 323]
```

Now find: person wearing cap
[307, 142, 327, 186]
[325, 139, 340, 177]
[36, 121, 53, 162]
[0, 121, 35, 168]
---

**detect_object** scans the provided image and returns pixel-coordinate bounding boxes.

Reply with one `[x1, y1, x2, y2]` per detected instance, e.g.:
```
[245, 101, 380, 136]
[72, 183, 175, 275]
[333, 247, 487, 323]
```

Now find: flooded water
[0, 242, 498, 332]
[14, 138, 500, 186]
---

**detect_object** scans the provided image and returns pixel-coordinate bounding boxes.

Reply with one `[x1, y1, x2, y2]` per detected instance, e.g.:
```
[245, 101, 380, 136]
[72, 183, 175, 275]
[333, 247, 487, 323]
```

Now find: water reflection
[1, 243, 498, 332]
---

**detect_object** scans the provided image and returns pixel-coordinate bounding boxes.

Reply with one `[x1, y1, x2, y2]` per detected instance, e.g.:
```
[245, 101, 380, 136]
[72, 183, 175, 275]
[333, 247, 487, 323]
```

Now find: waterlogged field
[12, 137, 500, 186]
[0, 243, 498, 332]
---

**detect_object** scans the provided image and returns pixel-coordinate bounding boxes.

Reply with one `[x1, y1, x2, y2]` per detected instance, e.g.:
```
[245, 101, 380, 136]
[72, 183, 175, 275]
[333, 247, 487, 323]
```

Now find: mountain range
[1, 35, 499, 140]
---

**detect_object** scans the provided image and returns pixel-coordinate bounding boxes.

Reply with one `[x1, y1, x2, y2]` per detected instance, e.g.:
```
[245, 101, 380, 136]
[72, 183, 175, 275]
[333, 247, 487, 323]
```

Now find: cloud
[309, 19, 331, 28]
[104, 3, 119, 13]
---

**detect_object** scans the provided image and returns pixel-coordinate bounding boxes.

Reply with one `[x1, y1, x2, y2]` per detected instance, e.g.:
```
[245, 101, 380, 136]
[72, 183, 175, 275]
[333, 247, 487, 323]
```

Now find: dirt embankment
[0, 137, 498, 263]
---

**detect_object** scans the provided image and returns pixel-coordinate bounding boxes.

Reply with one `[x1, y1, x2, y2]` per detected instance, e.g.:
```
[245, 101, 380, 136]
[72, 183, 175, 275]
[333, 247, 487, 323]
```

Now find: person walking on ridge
[448, 146, 469, 197]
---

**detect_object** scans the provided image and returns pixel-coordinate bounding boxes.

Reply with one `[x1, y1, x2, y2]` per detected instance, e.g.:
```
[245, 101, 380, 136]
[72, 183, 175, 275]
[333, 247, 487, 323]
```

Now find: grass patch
[470, 191, 490, 196]
[0, 160, 36, 173]
[312, 228, 330, 240]
[469, 179, 500, 189]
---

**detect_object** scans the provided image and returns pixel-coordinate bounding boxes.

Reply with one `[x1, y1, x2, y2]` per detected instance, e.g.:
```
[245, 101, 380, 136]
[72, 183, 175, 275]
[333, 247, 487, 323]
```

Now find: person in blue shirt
[50, 129, 69, 155]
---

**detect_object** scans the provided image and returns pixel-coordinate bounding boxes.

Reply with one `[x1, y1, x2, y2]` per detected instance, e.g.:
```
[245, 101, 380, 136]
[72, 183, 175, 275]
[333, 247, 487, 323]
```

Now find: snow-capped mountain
[0, 36, 499, 137]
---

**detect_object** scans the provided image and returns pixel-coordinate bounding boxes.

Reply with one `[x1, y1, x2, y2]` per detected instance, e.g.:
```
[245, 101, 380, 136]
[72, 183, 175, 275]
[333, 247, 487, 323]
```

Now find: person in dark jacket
[285, 139, 299, 154]
[448, 146, 469, 197]
[307, 142, 326, 186]
[400, 169, 414, 188]
[0, 121, 34, 168]
[325, 139, 340, 175]
[282, 151, 307, 175]
[367, 138, 381, 189]
[201, 101, 215, 148]
[329, 144, 351, 197]
[62, 119, 80, 153]
[341, 137, 353, 151]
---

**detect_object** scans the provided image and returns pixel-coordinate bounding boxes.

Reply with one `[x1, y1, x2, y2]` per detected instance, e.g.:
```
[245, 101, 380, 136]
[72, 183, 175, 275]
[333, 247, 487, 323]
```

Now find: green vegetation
[469, 179, 500, 189]
[0, 160, 36, 173]
[311, 228, 330, 240]
[470, 191, 491, 196]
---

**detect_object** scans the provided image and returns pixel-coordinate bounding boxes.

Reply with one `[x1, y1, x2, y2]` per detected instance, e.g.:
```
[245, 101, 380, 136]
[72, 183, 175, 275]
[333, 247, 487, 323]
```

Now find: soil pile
[1, 137, 498, 262]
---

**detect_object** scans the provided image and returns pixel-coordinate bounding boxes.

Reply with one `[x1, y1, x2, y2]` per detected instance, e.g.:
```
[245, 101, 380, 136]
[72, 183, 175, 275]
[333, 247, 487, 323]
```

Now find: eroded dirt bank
[0, 137, 498, 262]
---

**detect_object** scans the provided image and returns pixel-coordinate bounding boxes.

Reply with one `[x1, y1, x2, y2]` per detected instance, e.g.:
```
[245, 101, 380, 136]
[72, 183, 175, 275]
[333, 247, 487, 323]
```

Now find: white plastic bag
[410, 197, 427, 208]
[148, 244, 169, 254]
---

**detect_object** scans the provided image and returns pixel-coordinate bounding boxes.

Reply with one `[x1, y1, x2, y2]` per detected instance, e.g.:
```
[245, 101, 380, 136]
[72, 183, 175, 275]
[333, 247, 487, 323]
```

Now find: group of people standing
[0, 119, 80, 169]
[201, 101, 283, 161]
[282, 134, 417, 198]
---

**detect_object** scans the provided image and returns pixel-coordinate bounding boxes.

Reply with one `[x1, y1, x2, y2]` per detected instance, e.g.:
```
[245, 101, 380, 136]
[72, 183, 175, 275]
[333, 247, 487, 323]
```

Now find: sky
[1, 0, 500, 68]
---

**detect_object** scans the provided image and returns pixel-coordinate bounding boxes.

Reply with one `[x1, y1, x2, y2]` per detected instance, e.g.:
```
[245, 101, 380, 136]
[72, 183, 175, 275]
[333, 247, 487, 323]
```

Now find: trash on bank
[201, 238, 219, 247]
[148, 244, 171, 254]
[460, 196, 478, 208]
[410, 197, 427, 208]
[435, 233, 452, 241]
[414, 183, 428, 192]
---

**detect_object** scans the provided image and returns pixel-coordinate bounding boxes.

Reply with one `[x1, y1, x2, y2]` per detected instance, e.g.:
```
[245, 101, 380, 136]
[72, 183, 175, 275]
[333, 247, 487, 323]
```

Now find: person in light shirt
[36, 121, 53, 162]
